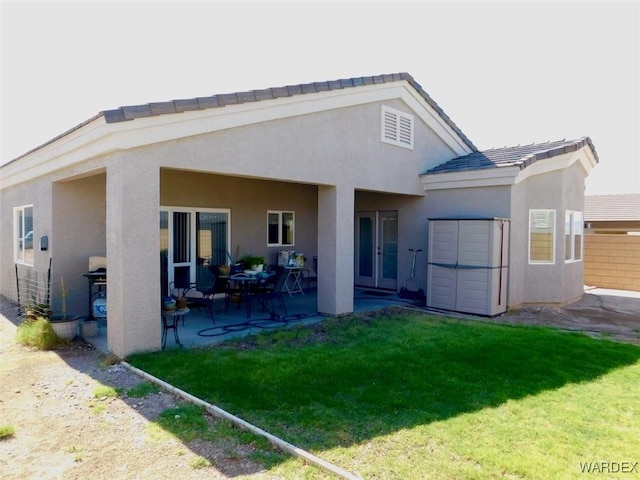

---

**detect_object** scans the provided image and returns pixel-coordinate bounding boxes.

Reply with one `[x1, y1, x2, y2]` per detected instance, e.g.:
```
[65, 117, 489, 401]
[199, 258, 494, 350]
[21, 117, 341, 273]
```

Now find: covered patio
[88, 287, 426, 353]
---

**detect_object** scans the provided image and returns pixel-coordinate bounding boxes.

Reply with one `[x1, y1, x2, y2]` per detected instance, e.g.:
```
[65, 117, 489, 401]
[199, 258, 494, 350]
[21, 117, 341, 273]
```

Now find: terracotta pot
[176, 298, 188, 310]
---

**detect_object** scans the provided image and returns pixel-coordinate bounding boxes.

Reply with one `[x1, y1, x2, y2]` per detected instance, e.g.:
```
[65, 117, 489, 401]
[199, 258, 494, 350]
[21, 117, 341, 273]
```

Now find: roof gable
[100, 72, 478, 152]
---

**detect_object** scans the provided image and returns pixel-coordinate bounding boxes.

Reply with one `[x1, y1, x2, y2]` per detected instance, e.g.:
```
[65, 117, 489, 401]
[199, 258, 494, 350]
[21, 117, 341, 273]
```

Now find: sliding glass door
[160, 208, 230, 296]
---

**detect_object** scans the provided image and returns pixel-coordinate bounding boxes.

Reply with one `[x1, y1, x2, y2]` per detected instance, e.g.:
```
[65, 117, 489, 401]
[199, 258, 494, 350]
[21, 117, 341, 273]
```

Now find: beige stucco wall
[511, 160, 586, 306]
[355, 190, 429, 290]
[584, 234, 640, 291]
[161, 170, 319, 268]
[132, 99, 454, 194]
[0, 178, 54, 304]
[51, 174, 106, 316]
[0, 169, 107, 318]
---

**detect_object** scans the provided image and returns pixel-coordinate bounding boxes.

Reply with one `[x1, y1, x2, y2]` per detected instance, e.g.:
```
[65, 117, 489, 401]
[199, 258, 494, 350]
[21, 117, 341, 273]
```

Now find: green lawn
[128, 310, 640, 479]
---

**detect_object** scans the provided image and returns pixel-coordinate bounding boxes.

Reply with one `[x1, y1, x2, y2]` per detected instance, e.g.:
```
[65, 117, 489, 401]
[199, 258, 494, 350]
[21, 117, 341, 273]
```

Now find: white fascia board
[421, 166, 520, 190]
[0, 117, 114, 189]
[512, 149, 595, 185]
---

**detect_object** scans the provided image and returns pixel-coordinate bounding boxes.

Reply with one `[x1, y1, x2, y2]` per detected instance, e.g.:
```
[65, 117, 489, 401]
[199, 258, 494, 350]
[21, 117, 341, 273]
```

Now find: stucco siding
[50, 174, 107, 317]
[395, 186, 513, 306]
[355, 191, 429, 292]
[134, 100, 457, 196]
[514, 160, 586, 306]
[1, 178, 54, 304]
[161, 170, 319, 268]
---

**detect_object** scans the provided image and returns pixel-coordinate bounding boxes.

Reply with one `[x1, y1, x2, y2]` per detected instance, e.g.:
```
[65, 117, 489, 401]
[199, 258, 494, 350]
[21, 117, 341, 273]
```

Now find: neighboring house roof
[99, 72, 478, 152]
[585, 193, 640, 222]
[425, 137, 599, 175]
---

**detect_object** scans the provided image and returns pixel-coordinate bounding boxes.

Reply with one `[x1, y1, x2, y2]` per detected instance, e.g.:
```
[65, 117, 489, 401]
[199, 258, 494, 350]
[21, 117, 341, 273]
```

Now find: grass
[65, 444, 84, 462]
[127, 310, 640, 479]
[15, 316, 62, 350]
[147, 403, 287, 470]
[0, 424, 16, 440]
[126, 381, 160, 398]
[92, 385, 120, 398]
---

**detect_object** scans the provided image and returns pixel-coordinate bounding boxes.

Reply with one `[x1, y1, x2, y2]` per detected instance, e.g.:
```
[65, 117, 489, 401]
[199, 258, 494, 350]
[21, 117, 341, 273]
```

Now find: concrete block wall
[584, 234, 640, 291]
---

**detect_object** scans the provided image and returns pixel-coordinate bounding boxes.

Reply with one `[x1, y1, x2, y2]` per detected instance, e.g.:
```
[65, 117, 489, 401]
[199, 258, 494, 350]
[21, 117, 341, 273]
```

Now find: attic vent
[381, 105, 414, 150]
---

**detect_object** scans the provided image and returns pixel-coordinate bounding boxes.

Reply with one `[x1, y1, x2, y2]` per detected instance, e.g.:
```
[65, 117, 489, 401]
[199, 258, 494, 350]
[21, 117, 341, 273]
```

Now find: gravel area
[0, 298, 277, 480]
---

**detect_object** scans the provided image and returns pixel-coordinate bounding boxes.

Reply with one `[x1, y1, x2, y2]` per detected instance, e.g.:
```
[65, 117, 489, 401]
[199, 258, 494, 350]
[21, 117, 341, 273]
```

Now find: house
[0, 73, 599, 357]
[583, 194, 640, 292]
[585, 193, 640, 234]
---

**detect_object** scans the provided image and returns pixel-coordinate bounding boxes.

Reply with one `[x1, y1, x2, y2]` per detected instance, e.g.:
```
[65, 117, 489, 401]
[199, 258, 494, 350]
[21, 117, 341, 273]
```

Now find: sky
[1, 1, 639, 195]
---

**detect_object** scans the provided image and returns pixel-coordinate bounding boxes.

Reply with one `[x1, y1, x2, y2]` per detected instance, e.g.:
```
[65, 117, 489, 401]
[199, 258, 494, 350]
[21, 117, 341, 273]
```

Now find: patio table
[161, 307, 188, 349]
[224, 272, 273, 319]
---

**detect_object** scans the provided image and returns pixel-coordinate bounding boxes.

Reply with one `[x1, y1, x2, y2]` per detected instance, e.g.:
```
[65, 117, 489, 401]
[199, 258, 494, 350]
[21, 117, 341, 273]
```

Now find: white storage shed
[427, 218, 510, 316]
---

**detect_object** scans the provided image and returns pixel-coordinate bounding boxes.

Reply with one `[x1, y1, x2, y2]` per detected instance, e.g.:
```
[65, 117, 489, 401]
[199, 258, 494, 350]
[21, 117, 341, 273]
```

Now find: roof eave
[3, 72, 477, 167]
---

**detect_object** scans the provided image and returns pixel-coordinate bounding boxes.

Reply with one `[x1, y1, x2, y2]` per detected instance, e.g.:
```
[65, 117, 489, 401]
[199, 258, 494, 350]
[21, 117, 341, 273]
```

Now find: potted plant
[48, 277, 81, 341]
[239, 254, 266, 272]
[176, 296, 188, 310]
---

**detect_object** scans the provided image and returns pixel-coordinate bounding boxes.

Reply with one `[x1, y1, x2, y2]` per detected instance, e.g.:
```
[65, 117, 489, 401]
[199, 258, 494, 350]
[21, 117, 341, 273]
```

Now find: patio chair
[255, 267, 288, 318]
[184, 265, 220, 322]
[303, 255, 318, 289]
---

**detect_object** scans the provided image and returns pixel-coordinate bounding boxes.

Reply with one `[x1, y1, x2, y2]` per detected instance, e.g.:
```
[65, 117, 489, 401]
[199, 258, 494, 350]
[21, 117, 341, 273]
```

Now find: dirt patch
[492, 290, 640, 346]
[0, 299, 276, 480]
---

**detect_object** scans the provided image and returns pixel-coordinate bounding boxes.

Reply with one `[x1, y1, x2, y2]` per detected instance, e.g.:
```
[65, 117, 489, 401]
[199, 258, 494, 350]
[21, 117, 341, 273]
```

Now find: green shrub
[0, 424, 16, 440]
[16, 316, 60, 350]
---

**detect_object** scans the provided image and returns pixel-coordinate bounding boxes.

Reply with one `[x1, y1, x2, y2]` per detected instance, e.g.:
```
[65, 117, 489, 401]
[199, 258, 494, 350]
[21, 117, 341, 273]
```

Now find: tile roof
[585, 193, 640, 221]
[100, 72, 478, 151]
[425, 137, 598, 175]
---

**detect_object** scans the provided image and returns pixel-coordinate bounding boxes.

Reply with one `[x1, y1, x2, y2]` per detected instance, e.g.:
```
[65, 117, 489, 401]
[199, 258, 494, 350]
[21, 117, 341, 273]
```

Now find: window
[14, 205, 34, 265]
[381, 105, 414, 149]
[529, 209, 555, 264]
[565, 210, 583, 262]
[268, 211, 294, 246]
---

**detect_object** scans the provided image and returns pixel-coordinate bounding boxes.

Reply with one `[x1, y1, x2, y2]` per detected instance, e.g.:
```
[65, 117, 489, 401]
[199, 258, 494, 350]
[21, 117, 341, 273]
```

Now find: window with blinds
[529, 209, 556, 264]
[381, 105, 414, 150]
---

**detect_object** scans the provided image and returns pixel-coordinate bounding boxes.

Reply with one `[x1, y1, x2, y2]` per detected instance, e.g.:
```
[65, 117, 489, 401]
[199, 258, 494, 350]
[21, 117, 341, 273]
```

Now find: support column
[106, 160, 161, 357]
[317, 184, 354, 316]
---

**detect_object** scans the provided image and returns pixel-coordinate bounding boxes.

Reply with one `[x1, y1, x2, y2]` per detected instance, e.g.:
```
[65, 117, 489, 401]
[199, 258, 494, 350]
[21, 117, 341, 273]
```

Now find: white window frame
[564, 210, 584, 263]
[267, 210, 295, 247]
[381, 105, 414, 150]
[528, 209, 556, 265]
[14, 205, 34, 266]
